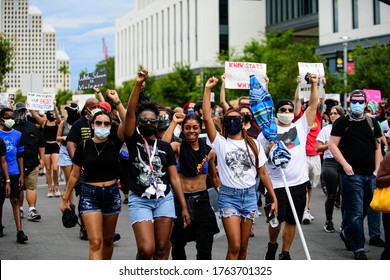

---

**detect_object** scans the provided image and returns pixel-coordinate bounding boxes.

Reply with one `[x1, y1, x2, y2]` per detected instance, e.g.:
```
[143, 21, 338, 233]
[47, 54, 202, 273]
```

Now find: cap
[99, 101, 112, 113]
[275, 99, 294, 113]
[62, 204, 79, 228]
[14, 102, 26, 111]
[350, 89, 367, 101]
[65, 103, 79, 111]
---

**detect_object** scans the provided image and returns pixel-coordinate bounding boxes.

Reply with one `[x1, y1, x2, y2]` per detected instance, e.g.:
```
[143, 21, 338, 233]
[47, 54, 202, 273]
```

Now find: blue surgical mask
[351, 103, 365, 115]
[94, 127, 110, 139]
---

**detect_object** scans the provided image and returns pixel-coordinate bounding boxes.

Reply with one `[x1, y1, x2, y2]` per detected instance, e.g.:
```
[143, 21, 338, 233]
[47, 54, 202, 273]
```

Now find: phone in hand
[264, 203, 279, 228]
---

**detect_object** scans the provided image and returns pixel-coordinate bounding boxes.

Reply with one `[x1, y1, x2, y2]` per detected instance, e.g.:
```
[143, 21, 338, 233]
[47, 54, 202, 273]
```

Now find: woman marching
[162, 112, 220, 259]
[123, 70, 190, 260]
[202, 76, 278, 260]
[60, 111, 121, 260]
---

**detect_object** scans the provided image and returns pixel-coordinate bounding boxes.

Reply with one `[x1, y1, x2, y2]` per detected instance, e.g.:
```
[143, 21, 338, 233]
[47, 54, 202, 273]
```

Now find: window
[333, 0, 339, 33]
[373, 0, 380, 25]
[352, 0, 358, 29]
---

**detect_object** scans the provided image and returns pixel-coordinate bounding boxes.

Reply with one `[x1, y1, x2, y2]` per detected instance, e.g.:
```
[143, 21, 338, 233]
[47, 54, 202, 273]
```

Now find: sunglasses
[224, 116, 242, 124]
[158, 114, 169, 121]
[94, 121, 111, 127]
[138, 118, 158, 124]
[279, 107, 294, 113]
[351, 100, 365, 105]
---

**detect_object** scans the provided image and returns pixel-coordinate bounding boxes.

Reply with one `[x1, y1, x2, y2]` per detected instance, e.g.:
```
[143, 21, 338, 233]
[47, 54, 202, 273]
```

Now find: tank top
[60, 119, 71, 146]
[43, 121, 59, 142]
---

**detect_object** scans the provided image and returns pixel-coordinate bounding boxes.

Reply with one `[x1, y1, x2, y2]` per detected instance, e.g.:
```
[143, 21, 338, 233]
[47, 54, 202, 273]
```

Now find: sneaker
[302, 210, 311, 224]
[354, 251, 367, 260]
[20, 209, 24, 219]
[278, 251, 291, 260]
[16, 230, 28, 244]
[369, 236, 385, 247]
[54, 188, 61, 197]
[324, 221, 335, 233]
[340, 231, 353, 251]
[28, 209, 41, 221]
[47, 190, 53, 198]
[0, 225, 4, 237]
[122, 198, 128, 204]
[80, 227, 88, 241]
[39, 169, 45, 176]
[265, 242, 278, 260]
[308, 212, 315, 221]
[114, 233, 121, 242]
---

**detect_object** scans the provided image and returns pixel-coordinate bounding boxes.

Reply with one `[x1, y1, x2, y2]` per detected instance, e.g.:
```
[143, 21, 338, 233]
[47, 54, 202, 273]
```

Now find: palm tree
[58, 63, 70, 91]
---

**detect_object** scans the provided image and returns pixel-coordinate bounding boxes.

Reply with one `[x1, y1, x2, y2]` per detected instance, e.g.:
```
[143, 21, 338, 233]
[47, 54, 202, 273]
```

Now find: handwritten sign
[26, 93, 55, 111]
[0, 93, 10, 107]
[225, 61, 267, 89]
[363, 89, 382, 103]
[78, 70, 107, 90]
[298, 62, 325, 100]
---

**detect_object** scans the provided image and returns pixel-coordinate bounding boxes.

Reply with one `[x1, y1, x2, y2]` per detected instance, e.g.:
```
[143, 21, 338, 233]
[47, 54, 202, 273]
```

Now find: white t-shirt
[258, 113, 311, 189]
[381, 119, 389, 133]
[207, 133, 266, 189]
[316, 124, 334, 159]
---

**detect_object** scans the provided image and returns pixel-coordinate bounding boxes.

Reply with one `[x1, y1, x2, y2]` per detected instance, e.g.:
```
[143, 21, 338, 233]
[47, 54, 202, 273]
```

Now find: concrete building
[0, 0, 71, 94]
[115, 0, 266, 87]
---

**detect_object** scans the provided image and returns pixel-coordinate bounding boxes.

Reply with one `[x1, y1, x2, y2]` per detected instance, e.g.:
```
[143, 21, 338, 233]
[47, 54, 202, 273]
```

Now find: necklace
[93, 140, 108, 156]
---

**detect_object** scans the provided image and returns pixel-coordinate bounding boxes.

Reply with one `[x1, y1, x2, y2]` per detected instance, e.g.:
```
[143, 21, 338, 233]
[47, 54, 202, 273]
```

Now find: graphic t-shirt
[67, 116, 92, 145]
[207, 133, 266, 189]
[258, 113, 311, 189]
[0, 129, 24, 176]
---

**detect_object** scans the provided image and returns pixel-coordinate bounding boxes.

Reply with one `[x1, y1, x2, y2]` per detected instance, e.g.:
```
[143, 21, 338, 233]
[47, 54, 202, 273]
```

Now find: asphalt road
[0, 173, 385, 260]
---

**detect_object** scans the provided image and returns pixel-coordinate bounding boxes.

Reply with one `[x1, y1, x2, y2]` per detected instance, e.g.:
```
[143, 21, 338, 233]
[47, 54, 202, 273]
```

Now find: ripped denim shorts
[218, 185, 258, 221]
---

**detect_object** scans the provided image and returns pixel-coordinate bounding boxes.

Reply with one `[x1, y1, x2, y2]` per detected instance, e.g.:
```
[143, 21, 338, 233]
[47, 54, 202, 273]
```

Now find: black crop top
[72, 139, 119, 183]
[43, 121, 59, 142]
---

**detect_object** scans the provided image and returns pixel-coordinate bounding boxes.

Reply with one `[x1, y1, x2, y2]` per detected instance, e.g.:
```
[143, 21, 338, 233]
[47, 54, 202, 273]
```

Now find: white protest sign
[26, 93, 55, 111]
[298, 62, 325, 100]
[225, 61, 267, 89]
[72, 94, 96, 111]
[325, 93, 340, 103]
[0, 93, 10, 107]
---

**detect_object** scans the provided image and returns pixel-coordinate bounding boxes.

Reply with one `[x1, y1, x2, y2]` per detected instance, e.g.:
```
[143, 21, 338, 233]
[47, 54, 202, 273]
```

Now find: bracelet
[96, 91, 101, 94]
[5, 179, 10, 183]
[114, 100, 122, 106]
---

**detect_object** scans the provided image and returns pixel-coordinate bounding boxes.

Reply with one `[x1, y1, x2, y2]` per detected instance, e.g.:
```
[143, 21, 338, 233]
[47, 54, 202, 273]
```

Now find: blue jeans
[339, 173, 376, 253]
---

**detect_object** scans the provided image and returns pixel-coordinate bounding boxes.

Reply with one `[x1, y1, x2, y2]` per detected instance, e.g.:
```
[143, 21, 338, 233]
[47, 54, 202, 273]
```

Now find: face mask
[138, 124, 157, 137]
[15, 110, 27, 124]
[94, 127, 110, 139]
[157, 120, 170, 131]
[351, 103, 365, 115]
[46, 112, 56, 121]
[66, 110, 80, 125]
[4, 119, 15, 128]
[243, 114, 251, 123]
[224, 121, 242, 136]
[277, 113, 294, 125]
[88, 108, 101, 117]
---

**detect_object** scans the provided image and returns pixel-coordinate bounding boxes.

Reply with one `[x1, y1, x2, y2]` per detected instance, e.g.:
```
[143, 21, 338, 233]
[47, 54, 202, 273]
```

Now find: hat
[62, 204, 79, 228]
[275, 99, 294, 113]
[14, 102, 26, 111]
[350, 89, 367, 101]
[65, 103, 79, 111]
[99, 101, 112, 113]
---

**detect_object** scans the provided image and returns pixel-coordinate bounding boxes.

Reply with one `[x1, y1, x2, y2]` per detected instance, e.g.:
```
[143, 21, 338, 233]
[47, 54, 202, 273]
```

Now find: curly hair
[135, 100, 159, 119]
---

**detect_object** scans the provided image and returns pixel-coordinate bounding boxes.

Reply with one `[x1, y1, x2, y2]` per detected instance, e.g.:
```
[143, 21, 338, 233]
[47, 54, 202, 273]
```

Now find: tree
[349, 42, 390, 98]
[0, 35, 15, 92]
[58, 63, 70, 91]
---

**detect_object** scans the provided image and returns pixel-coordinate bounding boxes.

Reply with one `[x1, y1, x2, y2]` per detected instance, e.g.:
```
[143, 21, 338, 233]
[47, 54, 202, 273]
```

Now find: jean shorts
[128, 190, 176, 225]
[218, 185, 258, 221]
[79, 183, 121, 215]
[58, 145, 72, 167]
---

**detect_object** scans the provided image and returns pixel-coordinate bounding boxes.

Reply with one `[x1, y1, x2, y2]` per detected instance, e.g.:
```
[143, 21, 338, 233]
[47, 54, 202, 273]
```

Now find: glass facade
[219, 0, 229, 53]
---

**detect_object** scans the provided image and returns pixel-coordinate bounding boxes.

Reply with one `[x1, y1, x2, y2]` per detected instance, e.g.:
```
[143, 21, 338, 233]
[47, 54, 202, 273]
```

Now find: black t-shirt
[72, 138, 119, 183]
[13, 121, 45, 170]
[331, 115, 382, 175]
[67, 116, 92, 146]
[125, 132, 176, 198]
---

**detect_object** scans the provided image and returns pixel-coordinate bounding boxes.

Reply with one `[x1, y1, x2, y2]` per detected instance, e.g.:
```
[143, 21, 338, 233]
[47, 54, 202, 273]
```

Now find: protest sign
[325, 93, 341, 103]
[26, 93, 55, 111]
[298, 62, 325, 100]
[225, 61, 267, 89]
[0, 93, 10, 107]
[72, 94, 95, 111]
[363, 89, 382, 103]
[78, 70, 107, 90]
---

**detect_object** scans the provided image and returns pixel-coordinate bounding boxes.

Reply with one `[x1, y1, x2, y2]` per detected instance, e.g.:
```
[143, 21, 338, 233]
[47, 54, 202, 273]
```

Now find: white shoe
[302, 210, 311, 224]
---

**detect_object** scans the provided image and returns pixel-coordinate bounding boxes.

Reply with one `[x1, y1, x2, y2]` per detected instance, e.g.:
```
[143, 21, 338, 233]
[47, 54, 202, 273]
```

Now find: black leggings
[322, 158, 340, 222]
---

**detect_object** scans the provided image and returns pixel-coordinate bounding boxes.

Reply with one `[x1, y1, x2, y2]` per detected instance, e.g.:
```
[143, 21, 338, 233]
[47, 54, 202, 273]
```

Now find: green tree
[349, 42, 390, 98]
[55, 90, 73, 106]
[0, 35, 15, 91]
[58, 63, 70, 91]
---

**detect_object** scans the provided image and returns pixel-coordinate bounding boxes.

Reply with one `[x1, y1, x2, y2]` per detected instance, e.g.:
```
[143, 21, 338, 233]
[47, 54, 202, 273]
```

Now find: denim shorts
[58, 145, 72, 167]
[128, 190, 176, 225]
[79, 183, 121, 215]
[218, 185, 258, 221]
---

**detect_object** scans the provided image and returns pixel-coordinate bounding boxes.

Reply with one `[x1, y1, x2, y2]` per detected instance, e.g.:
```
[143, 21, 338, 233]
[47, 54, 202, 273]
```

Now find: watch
[114, 100, 122, 106]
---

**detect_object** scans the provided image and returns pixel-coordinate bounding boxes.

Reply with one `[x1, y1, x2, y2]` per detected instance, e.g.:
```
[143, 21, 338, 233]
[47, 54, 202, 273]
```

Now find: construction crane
[102, 37, 109, 60]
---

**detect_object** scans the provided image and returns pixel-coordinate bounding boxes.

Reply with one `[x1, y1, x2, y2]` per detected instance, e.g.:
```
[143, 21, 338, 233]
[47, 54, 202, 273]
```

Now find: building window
[219, 0, 229, 54]
[373, 0, 380, 25]
[352, 0, 358, 29]
[333, 0, 339, 33]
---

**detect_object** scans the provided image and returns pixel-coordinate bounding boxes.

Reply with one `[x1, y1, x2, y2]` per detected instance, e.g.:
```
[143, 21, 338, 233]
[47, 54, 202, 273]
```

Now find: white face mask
[94, 127, 110, 139]
[4, 119, 15, 128]
[277, 113, 294, 125]
[89, 108, 102, 117]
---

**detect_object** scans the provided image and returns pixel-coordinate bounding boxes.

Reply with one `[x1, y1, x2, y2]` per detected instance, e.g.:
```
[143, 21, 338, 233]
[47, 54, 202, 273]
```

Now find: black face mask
[66, 110, 81, 125]
[243, 114, 251, 123]
[138, 124, 157, 137]
[157, 120, 170, 131]
[46, 112, 56, 121]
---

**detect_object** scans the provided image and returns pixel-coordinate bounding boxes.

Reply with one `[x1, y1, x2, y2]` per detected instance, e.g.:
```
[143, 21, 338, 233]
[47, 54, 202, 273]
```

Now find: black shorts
[45, 142, 60, 155]
[265, 181, 308, 225]
[0, 175, 21, 200]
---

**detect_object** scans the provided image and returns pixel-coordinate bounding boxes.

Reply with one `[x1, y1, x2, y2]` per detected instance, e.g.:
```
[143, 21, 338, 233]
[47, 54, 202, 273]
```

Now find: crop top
[177, 138, 211, 177]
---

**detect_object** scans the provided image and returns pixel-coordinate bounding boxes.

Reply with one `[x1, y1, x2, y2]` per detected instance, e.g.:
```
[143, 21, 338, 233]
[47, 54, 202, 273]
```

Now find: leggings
[322, 158, 340, 222]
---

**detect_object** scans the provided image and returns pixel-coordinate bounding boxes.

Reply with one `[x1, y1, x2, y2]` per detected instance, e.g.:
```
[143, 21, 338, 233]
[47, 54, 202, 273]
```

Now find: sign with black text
[78, 70, 107, 90]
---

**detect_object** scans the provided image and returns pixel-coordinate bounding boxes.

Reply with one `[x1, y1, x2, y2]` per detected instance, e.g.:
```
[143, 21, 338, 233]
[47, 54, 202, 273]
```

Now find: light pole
[341, 36, 350, 108]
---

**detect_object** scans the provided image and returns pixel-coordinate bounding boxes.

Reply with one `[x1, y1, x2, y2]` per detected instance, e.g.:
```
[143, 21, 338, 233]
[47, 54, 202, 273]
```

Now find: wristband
[114, 100, 122, 106]
[5, 179, 10, 183]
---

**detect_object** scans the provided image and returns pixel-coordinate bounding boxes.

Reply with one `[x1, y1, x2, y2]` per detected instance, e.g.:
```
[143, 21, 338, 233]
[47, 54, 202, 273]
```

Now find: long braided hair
[222, 108, 259, 168]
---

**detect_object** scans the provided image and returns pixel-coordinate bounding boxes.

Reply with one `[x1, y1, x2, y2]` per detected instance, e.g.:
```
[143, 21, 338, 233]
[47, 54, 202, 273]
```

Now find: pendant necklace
[93, 140, 108, 156]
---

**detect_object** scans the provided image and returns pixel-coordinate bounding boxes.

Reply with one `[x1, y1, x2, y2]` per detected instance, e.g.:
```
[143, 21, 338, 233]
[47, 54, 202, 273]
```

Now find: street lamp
[341, 36, 350, 108]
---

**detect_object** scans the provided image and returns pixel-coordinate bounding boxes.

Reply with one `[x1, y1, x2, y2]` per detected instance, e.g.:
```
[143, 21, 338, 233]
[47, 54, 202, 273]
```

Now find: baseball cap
[99, 101, 112, 113]
[349, 89, 367, 100]
[65, 103, 79, 111]
[14, 102, 26, 111]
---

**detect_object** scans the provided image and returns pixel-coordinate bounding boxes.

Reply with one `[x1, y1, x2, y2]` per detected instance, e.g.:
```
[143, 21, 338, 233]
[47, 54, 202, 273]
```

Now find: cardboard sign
[363, 89, 382, 103]
[78, 70, 107, 90]
[298, 62, 325, 100]
[26, 93, 55, 111]
[225, 61, 267, 89]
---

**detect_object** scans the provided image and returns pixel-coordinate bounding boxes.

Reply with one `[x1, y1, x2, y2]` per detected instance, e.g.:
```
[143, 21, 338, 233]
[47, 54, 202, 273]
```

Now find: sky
[29, 0, 135, 91]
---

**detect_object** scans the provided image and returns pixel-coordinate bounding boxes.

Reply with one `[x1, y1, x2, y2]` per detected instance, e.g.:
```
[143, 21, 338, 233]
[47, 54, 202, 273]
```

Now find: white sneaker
[308, 211, 315, 221]
[302, 210, 311, 224]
